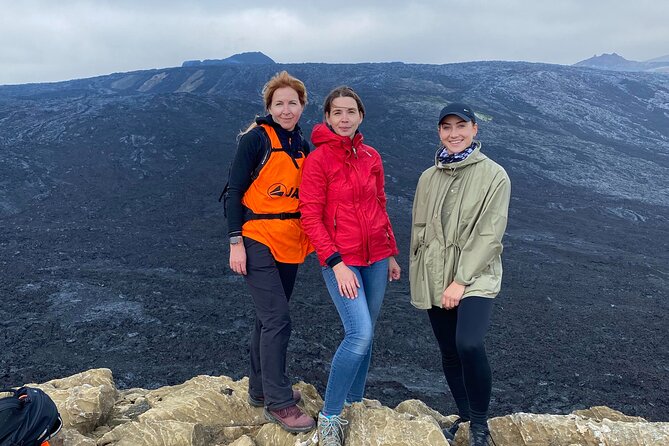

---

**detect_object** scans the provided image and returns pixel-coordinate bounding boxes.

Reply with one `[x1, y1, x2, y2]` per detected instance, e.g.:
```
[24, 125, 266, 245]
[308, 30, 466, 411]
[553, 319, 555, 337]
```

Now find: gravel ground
[1, 197, 667, 422]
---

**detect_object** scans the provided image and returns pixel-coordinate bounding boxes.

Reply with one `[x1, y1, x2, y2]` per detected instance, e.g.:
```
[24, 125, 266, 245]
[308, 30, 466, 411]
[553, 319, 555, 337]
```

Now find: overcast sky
[1, 0, 667, 85]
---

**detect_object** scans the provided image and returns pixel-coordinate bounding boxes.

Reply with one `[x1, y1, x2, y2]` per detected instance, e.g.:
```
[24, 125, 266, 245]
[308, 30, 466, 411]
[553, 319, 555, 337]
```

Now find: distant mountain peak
[575, 53, 632, 66]
[573, 52, 669, 73]
[595, 52, 623, 59]
[182, 52, 275, 68]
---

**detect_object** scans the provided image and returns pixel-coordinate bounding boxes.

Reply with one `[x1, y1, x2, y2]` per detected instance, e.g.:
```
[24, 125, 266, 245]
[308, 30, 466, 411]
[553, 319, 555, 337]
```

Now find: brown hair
[262, 70, 308, 110]
[240, 71, 308, 135]
[322, 86, 365, 118]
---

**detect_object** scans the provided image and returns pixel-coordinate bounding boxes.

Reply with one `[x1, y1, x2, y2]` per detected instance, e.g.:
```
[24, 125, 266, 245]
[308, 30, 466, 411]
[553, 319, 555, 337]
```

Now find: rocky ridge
[15, 368, 668, 446]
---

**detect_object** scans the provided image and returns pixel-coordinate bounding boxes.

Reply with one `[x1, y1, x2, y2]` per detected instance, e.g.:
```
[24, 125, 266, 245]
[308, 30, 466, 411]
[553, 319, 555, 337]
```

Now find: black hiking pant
[244, 238, 299, 410]
[428, 297, 494, 427]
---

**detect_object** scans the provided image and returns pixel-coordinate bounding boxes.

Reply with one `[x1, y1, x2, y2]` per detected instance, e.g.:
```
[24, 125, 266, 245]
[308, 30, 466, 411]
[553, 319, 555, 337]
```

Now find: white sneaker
[318, 412, 349, 446]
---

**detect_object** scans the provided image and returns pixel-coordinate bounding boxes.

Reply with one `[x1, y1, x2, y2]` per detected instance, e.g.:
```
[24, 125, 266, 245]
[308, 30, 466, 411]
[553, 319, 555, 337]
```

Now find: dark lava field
[1, 60, 667, 421]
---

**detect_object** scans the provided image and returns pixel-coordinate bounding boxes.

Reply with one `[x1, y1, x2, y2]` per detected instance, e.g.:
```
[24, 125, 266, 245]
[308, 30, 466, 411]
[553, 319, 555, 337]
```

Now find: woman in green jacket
[409, 103, 510, 446]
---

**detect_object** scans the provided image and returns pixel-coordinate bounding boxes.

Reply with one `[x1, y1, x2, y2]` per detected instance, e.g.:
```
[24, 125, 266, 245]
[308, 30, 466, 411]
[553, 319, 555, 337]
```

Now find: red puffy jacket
[299, 123, 399, 266]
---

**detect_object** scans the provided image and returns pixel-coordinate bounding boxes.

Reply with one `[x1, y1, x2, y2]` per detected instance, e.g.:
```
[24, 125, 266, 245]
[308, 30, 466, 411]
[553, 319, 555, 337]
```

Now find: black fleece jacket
[225, 115, 310, 237]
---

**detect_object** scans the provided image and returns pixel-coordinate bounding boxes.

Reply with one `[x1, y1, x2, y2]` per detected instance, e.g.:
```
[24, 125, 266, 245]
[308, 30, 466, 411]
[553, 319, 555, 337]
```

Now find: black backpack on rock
[0, 387, 62, 446]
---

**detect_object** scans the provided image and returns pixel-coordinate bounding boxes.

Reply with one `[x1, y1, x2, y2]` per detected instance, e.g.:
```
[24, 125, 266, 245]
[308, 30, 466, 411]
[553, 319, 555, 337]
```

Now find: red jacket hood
[311, 122, 364, 151]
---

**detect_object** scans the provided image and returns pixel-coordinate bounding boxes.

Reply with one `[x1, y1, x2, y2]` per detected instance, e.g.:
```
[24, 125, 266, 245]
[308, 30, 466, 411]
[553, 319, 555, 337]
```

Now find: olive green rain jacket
[409, 142, 511, 309]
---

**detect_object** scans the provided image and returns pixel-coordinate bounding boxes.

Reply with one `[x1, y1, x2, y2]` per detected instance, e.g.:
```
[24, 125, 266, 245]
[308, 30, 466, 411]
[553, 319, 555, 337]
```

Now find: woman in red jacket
[299, 86, 401, 445]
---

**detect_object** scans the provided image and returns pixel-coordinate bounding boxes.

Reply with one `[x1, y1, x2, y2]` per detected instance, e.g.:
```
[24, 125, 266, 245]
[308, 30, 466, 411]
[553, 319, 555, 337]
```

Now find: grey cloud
[0, 1, 667, 85]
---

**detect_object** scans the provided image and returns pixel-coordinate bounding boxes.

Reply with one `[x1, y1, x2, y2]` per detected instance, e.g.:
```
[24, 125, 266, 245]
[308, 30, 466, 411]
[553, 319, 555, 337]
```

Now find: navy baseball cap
[438, 103, 476, 124]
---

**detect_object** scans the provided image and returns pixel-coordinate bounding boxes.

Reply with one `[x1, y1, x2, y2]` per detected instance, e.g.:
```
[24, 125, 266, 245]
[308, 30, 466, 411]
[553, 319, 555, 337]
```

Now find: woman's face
[269, 87, 304, 131]
[438, 115, 478, 154]
[325, 96, 363, 139]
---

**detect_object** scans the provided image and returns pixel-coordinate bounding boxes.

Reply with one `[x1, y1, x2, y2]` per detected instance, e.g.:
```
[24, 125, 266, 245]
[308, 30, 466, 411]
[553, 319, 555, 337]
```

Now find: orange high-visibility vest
[241, 124, 313, 263]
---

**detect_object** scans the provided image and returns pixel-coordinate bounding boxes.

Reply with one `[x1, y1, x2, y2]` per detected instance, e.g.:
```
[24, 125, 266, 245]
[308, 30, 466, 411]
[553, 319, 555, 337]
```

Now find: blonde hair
[241, 71, 308, 135]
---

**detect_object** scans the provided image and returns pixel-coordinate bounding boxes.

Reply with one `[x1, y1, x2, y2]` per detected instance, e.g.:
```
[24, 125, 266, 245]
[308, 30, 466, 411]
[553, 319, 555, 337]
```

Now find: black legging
[428, 297, 494, 427]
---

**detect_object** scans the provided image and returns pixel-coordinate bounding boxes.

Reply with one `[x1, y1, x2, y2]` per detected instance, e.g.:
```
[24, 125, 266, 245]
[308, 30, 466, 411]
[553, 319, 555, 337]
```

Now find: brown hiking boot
[264, 404, 315, 433]
[248, 389, 302, 408]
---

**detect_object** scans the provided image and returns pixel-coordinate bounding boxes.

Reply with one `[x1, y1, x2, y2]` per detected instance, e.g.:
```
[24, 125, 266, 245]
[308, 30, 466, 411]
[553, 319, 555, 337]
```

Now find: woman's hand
[441, 281, 466, 310]
[333, 263, 360, 299]
[388, 256, 401, 282]
[229, 243, 247, 275]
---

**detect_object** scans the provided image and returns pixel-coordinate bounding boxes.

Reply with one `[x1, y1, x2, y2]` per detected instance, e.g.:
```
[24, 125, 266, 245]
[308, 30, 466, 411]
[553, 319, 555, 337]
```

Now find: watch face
[230, 236, 242, 245]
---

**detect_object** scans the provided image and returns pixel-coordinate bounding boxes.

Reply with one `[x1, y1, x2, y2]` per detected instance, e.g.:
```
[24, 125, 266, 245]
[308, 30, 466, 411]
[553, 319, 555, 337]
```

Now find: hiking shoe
[248, 389, 302, 408]
[318, 412, 349, 446]
[264, 404, 315, 433]
[442, 417, 464, 444]
[469, 422, 496, 446]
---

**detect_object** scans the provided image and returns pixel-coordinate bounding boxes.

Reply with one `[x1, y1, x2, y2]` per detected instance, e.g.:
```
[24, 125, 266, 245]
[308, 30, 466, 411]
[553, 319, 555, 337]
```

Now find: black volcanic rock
[182, 51, 275, 67]
[0, 61, 668, 422]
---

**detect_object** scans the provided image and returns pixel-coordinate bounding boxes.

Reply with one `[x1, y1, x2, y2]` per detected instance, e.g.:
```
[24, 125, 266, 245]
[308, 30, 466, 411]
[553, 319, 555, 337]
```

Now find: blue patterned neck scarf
[437, 142, 476, 164]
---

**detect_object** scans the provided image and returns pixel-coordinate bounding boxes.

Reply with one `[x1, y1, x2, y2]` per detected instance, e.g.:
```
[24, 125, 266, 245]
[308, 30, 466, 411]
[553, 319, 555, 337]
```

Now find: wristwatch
[230, 236, 243, 245]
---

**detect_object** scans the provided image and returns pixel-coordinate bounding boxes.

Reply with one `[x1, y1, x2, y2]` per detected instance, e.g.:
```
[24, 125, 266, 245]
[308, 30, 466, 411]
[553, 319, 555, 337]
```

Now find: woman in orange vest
[226, 71, 315, 433]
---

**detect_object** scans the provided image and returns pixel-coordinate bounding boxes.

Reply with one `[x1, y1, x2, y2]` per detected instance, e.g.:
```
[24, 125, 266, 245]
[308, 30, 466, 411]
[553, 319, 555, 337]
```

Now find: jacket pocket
[409, 232, 427, 305]
[411, 222, 426, 258]
[333, 203, 357, 255]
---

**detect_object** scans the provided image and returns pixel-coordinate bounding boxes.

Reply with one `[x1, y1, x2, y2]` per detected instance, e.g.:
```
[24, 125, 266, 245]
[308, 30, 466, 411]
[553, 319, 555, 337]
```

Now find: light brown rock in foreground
[33, 368, 117, 434]
[572, 405, 647, 423]
[481, 412, 669, 446]
[254, 423, 317, 446]
[14, 369, 669, 446]
[345, 401, 449, 446]
[138, 375, 262, 427]
[101, 374, 322, 445]
[228, 435, 256, 446]
[48, 428, 96, 446]
[98, 420, 208, 446]
[395, 398, 456, 429]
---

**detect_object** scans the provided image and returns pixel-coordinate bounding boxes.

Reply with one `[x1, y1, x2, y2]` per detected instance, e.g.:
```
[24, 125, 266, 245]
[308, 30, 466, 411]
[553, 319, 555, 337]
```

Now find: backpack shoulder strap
[252, 124, 281, 180]
[258, 124, 282, 149]
[218, 124, 273, 206]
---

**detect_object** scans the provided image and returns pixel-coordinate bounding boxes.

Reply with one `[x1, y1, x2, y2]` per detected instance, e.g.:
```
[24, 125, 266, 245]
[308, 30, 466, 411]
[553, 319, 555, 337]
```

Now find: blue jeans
[321, 258, 389, 416]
